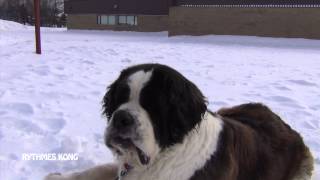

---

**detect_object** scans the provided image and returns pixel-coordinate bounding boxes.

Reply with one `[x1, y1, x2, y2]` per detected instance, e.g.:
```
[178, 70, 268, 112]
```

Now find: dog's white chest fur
[121, 112, 223, 180]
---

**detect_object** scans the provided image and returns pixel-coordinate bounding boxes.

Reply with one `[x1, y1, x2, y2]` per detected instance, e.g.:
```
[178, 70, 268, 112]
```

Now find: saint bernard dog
[45, 64, 314, 180]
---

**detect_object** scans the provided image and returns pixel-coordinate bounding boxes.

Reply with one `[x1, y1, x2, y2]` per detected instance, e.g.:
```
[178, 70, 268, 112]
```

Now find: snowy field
[0, 20, 319, 179]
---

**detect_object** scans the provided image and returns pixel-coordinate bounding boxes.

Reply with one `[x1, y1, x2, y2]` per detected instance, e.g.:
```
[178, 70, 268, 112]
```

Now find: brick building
[65, 0, 320, 39]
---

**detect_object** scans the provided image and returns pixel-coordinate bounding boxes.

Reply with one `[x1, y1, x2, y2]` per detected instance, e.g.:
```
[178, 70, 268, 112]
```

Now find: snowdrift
[0, 19, 27, 31]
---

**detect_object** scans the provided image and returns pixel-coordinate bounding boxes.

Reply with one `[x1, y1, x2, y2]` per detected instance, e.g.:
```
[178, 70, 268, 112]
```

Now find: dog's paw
[44, 173, 65, 180]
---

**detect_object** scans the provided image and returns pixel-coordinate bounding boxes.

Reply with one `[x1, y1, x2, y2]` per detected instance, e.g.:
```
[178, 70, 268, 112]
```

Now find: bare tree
[19, 3, 28, 24]
[0, 0, 65, 27]
[4, 0, 20, 21]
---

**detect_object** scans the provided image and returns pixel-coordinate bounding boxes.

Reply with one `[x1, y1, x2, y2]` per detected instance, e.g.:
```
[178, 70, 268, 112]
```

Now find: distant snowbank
[0, 19, 66, 32]
[0, 19, 27, 31]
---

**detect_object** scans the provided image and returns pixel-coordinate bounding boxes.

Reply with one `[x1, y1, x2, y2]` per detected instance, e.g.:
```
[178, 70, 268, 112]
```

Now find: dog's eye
[115, 84, 130, 105]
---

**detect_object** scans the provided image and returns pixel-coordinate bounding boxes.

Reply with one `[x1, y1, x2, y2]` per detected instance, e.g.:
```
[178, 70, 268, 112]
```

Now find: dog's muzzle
[105, 110, 150, 165]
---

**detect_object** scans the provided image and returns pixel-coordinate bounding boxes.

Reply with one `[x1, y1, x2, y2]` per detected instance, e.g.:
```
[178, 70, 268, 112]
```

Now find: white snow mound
[0, 19, 27, 31]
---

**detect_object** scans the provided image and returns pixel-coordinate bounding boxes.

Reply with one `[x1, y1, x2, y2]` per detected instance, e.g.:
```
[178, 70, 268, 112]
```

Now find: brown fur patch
[190, 103, 313, 180]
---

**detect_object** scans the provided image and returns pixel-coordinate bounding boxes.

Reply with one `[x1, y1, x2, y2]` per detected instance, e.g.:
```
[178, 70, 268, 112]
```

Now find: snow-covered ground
[0, 19, 319, 180]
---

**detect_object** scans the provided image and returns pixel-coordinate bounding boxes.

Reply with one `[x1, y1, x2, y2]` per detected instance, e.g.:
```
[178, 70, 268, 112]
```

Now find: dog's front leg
[44, 163, 118, 180]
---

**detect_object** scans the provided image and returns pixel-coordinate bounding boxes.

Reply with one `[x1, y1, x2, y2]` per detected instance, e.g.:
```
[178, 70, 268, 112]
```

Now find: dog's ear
[102, 81, 117, 120]
[145, 66, 207, 148]
[102, 70, 131, 120]
[165, 70, 207, 137]
[102, 72, 123, 120]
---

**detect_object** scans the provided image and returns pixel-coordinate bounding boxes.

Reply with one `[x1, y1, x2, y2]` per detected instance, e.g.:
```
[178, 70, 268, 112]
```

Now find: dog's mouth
[109, 136, 150, 166]
[135, 145, 150, 165]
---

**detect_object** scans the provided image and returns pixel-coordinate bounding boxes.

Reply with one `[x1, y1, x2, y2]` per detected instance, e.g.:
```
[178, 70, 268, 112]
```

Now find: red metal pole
[34, 0, 41, 54]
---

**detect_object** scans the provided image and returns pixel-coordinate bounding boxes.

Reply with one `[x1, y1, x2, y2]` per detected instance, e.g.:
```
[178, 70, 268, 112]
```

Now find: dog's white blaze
[127, 70, 152, 102]
[123, 112, 223, 180]
[116, 70, 160, 167]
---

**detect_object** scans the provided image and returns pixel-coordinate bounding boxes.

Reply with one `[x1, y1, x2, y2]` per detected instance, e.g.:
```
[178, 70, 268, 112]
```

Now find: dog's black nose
[105, 110, 135, 149]
[112, 110, 134, 130]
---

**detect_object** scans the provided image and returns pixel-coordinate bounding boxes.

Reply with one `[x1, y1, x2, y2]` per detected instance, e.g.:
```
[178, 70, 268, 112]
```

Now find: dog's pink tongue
[136, 146, 150, 165]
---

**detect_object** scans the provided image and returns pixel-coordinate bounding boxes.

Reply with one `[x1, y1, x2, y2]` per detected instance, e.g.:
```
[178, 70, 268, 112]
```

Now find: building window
[101, 16, 108, 24]
[117, 15, 138, 26]
[119, 16, 127, 24]
[126, 16, 136, 26]
[98, 15, 137, 26]
[108, 16, 116, 25]
[98, 15, 116, 25]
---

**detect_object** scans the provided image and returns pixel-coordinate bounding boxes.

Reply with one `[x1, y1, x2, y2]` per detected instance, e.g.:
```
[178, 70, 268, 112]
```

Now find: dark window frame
[97, 15, 138, 26]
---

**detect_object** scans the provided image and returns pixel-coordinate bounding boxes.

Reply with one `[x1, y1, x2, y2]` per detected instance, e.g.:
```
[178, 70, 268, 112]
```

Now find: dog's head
[103, 64, 207, 167]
